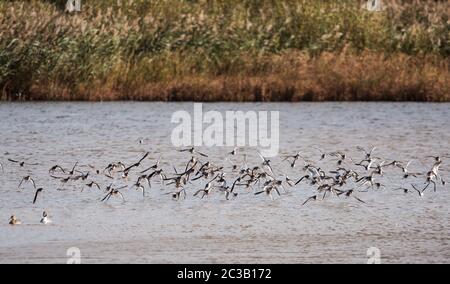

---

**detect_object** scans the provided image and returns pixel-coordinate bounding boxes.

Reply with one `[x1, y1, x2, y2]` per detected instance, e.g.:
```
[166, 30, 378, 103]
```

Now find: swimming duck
[9, 215, 22, 225]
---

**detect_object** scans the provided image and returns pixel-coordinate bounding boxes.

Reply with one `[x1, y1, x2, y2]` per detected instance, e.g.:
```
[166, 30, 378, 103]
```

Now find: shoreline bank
[3, 51, 448, 102]
[1, 1, 449, 102]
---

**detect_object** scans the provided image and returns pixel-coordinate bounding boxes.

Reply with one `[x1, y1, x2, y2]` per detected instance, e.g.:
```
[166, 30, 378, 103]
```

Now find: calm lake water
[0, 102, 449, 264]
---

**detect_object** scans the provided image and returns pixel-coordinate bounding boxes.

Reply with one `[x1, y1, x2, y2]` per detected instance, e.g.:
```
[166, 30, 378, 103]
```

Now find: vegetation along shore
[0, 0, 449, 101]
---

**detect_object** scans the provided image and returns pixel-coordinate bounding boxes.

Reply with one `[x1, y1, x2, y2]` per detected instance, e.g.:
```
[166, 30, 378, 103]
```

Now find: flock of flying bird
[2, 146, 448, 226]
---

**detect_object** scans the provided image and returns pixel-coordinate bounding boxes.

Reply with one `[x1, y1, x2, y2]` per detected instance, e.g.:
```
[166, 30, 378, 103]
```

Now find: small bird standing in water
[40, 211, 52, 224]
[9, 215, 22, 225]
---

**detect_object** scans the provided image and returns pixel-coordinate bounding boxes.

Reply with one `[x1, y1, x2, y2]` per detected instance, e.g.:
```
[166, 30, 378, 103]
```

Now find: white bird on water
[40, 211, 52, 225]
[9, 215, 22, 225]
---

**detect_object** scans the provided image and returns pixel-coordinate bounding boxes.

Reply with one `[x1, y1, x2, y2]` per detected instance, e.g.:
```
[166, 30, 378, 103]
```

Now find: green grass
[0, 0, 449, 101]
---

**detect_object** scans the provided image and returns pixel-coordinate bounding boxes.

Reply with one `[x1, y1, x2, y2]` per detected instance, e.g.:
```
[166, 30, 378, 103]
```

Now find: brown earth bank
[7, 51, 449, 102]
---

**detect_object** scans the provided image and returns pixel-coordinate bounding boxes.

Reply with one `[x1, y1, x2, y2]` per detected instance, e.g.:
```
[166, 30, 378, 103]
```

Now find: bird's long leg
[422, 182, 431, 193]
[275, 188, 281, 196]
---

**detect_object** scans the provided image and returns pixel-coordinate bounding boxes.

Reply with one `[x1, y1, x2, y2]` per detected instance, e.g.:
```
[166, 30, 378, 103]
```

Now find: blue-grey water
[0, 102, 449, 264]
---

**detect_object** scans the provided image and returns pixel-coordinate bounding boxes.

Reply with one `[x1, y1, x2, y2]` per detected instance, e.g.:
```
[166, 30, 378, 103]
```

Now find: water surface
[0, 102, 449, 264]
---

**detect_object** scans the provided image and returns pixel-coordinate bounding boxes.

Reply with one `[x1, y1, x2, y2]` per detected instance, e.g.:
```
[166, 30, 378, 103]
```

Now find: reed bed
[0, 0, 449, 101]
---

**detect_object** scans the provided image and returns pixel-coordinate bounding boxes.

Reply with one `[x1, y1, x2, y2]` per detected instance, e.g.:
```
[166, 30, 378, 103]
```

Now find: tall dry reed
[0, 0, 449, 101]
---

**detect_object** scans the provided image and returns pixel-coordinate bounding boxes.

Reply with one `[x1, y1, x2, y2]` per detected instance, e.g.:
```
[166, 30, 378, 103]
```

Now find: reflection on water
[0, 102, 449, 264]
